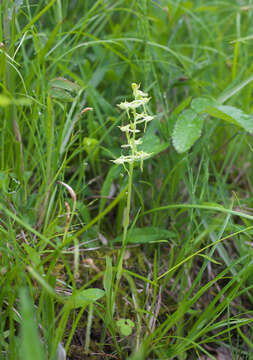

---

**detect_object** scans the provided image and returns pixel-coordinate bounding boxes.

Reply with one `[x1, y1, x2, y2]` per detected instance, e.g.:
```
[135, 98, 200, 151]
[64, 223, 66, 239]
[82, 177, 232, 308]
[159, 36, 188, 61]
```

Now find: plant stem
[122, 160, 134, 246]
[113, 161, 133, 301]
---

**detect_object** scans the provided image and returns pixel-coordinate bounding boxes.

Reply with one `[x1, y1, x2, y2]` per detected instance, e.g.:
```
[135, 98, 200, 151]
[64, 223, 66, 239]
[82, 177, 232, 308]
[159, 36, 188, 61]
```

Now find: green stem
[85, 303, 93, 354]
[122, 160, 134, 246]
[113, 161, 133, 299]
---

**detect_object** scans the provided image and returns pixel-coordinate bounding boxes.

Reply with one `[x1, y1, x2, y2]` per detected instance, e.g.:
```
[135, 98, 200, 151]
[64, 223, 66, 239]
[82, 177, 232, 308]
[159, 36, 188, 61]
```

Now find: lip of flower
[136, 115, 154, 124]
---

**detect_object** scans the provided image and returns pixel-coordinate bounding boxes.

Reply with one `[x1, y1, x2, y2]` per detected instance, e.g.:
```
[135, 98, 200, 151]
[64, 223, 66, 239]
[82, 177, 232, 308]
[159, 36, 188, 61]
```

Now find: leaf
[205, 106, 240, 126]
[206, 105, 253, 134]
[140, 132, 169, 156]
[66, 288, 105, 309]
[49, 87, 74, 102]
[49, 77, 80, 102]
[116, 319, 135, 336]
[49, 77, 80, 93]
[191, 97, 218, 113]
[103, 257, 113, 294]
[20, 288, 45, 360]
[99, 165, 120, 215]
[198, 254, 222, 265]
[172, 109, 204, 153]
[171, 96, 192, 117]
[139, 119, 169, 156]
[0, 94, 31, 106]
[113, 227, 175, 244]
[200, 202, 225, 209]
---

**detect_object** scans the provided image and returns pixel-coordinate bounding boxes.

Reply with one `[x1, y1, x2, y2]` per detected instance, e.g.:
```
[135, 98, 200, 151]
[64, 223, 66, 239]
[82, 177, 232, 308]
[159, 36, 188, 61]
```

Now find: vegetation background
[1, 0, 253, 359]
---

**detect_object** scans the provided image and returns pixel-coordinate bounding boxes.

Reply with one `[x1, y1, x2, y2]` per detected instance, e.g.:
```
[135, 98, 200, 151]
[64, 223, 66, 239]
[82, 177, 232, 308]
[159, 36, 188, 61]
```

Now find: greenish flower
[113, 83, 154, 172]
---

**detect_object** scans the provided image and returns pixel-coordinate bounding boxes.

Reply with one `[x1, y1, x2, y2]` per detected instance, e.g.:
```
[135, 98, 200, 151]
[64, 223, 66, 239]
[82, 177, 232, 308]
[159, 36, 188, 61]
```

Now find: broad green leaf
[207, 105, 253, 134]
[205, 106, 241, 126]
[49, 87, 74, 102]
[191, 97, 217, 113]
[172, 109, 204, 153]
[140, 132, 169, 156]
[140, 119, 169, 156]
[66, 288, 105, 309]
[113, 227, 175, 244]
[49, 77, 80, 93]
[49, 77, 80, 102]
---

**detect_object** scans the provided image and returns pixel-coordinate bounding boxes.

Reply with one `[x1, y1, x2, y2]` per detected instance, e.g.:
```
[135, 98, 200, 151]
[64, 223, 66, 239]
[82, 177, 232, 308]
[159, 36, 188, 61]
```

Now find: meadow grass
[1, 1, 253, 359]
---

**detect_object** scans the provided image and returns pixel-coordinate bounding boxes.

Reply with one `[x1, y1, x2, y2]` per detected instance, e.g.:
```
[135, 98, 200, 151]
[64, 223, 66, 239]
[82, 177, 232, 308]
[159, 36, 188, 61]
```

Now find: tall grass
[1, 1, 253, 359]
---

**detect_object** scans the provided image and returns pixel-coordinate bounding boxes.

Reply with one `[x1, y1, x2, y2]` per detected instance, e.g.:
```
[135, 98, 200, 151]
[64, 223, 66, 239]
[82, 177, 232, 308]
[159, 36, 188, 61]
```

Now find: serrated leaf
[207, 105, 253, 134]
[66, 288, 105, 309]
[172, 109, 204, 153]
[113, 227, 175, 244]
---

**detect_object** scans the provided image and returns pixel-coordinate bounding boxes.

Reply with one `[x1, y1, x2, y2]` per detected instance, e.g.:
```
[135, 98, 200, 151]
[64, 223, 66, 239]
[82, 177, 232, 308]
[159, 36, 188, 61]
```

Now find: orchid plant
[113, 83, 154, 248]
[112, 83, 154, 301]
[112, 83, 155, 331]
[112, 83, 153, 173]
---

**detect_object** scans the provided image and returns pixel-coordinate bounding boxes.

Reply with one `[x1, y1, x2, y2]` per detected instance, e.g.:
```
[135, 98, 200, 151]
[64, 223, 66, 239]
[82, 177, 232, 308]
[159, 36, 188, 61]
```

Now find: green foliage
[172, 109, 204, 153]
[1, 0, 253, 359]
[172, 96, 253, 153]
